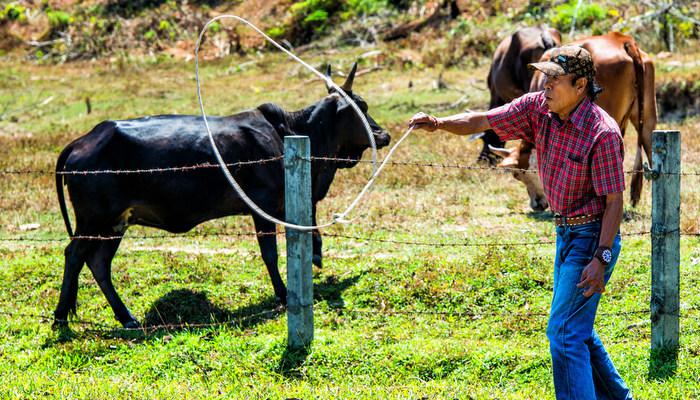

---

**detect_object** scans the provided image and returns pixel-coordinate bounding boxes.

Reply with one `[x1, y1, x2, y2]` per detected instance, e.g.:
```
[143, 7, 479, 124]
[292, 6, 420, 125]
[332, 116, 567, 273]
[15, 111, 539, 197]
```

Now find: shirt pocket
[561, 157, 590, 198]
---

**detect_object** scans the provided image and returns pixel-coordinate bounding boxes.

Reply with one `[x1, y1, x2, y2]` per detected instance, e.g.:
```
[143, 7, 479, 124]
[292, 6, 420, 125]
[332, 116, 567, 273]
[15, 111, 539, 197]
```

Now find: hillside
[1, 0, 698, 61]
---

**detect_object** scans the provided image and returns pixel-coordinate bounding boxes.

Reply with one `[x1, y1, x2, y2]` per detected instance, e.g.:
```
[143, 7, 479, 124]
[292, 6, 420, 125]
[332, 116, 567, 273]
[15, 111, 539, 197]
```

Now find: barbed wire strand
[0, 157, 283, 176]
[4, 157, 700, 176]
[3, 230, 698, 246]
[4, 305, 700, 335]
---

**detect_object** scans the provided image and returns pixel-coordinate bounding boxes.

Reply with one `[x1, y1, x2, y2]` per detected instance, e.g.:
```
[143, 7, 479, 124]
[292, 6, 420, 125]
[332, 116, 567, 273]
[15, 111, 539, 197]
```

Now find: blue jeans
[548, 221, 632, 400]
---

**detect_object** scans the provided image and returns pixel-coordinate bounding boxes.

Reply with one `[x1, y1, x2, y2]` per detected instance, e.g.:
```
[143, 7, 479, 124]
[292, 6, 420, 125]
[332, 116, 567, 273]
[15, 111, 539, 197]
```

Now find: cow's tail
[56, 144, 74, 237]
[624, 39, 645, 206]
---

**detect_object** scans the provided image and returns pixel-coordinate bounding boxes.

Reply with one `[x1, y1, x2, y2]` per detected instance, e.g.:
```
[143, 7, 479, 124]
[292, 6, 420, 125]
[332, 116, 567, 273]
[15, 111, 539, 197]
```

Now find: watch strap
[594, 246, 611, 265]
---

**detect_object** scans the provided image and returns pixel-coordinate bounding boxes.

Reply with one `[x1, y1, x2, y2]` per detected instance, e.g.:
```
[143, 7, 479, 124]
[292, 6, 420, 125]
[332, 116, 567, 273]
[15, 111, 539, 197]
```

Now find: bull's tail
[624, 39, 645, 207]
[56, 144, 74, 237]
[631, 146, 644, 207]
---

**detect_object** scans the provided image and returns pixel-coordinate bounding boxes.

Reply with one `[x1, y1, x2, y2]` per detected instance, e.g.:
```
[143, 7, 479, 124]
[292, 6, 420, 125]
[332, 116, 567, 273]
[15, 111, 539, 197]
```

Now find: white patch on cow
[113, 208, 133, 233]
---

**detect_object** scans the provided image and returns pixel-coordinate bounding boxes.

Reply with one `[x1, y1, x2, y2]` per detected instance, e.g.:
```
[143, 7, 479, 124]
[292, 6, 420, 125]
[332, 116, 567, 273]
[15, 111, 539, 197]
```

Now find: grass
[1, 46, 700, 399]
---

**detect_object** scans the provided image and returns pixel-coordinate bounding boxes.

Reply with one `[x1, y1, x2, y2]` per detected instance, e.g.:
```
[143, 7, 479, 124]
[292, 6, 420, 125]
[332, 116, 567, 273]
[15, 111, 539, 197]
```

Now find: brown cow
[494, 32, 656, 209]
[479, 26, 562, 166]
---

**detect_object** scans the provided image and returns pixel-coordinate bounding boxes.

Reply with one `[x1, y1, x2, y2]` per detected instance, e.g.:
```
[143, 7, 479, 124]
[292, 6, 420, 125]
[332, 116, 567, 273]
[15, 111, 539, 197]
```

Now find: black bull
[53, 64, 390, 328]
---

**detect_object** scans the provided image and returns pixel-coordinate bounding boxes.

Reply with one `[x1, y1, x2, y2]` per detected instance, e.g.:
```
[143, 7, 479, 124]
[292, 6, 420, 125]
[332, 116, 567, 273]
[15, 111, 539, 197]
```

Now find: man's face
[542, 73, 582, 116]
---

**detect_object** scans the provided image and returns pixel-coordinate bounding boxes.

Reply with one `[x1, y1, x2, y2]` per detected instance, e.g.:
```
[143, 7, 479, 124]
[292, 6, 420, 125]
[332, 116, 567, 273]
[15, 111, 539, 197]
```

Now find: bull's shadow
[51, 271, 363, 346]
[72, 289, 284, 342]
[141, 271, 363, 335]
[45, 288, 281, 345]
[142, 289, 281, 330]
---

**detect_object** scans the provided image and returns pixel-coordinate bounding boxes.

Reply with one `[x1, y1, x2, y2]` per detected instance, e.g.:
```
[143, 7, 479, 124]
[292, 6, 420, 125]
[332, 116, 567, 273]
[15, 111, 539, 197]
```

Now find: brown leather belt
[554, 213, 603, 226]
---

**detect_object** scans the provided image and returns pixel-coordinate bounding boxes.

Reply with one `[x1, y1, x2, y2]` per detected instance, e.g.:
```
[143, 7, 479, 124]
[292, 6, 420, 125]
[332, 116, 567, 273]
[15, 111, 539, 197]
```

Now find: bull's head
[528, 48, 551, 93]
[306, 62, 390, 168]
[489, 143, 549, 212]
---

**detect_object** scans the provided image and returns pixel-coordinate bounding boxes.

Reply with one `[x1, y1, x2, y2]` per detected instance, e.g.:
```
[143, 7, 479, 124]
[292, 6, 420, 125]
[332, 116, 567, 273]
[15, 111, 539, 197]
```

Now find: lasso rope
[195, 15, 414, 231]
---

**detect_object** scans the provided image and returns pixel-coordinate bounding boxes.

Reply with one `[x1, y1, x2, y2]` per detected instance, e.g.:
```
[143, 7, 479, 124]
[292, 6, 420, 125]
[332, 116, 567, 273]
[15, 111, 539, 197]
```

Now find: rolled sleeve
[486, 92, 539, 143]
[591, 132, 625, 196]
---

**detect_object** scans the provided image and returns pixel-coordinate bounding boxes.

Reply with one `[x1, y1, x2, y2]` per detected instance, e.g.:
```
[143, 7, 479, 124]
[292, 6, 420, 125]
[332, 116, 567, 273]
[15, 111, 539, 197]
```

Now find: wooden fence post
[284, 136, 314, 349]
[649, 130, 681, 374]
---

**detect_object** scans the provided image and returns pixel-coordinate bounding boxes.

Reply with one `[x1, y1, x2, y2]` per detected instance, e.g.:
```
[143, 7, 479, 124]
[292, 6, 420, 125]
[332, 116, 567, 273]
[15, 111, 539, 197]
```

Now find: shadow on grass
[275, 272, 364, 378]
[649, 345, 678, 380]
[524, 210, 554, 222]
[313, 272, 364, 307]
[481, 210, 554, 221]
[47, 272, 364, 347]
[46, 289, 282, 344]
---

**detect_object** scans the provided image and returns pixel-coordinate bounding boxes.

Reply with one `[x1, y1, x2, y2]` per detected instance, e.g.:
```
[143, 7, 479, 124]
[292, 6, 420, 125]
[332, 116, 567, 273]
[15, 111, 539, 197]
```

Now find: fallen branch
[382, 1, 450, 41]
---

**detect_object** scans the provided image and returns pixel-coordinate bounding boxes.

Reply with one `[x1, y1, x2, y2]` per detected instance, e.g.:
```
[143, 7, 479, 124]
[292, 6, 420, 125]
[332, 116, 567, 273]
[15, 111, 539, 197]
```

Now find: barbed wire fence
[2, 303, 700, 338]
[4, 156, 700, 176]
[2, 155, 699, 244]
[0, 152, 697, 339]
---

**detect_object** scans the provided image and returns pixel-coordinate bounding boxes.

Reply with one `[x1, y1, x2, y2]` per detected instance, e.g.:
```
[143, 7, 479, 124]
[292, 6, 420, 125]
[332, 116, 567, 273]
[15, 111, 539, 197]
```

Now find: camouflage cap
[528, 45, 595, 81]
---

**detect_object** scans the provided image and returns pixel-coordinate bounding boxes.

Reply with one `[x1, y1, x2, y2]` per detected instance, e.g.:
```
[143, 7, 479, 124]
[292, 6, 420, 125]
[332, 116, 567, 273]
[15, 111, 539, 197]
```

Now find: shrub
[548, 0, 607, 32]
[3, 3, 27, 23]
[46, 10, 72, 29]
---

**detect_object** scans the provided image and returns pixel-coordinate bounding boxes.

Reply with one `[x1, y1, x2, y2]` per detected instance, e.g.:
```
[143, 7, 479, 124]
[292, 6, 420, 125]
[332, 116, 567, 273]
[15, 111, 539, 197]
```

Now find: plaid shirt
[486, 91, 625, 216]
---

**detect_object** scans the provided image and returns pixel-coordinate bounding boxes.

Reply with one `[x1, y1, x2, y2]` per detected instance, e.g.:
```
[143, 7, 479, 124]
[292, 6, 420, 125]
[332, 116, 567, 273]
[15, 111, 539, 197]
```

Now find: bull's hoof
[276, 295, 288, 306]
[52, 318, 69, 330]
[122, 320, 140, 329]
[312, 254, 323, 268]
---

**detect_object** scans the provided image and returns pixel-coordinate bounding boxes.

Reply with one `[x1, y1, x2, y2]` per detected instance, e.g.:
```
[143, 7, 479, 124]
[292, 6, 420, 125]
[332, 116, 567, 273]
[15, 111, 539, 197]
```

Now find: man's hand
[409, 112, 439, 131]
[577, 259, 606, 297]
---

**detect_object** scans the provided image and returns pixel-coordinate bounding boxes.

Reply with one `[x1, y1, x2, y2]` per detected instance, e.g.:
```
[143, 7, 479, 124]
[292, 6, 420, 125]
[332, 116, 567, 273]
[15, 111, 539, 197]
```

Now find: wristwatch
[594, 246, 612, 265]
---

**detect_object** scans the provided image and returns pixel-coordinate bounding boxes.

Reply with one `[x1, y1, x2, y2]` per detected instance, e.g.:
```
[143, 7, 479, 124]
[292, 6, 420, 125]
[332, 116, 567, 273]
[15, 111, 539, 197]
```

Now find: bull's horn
[342, 62, 357, 92]
[325, 64, 333, 91]
[488, 145, 515, 158]
[469, 132, 486, 141]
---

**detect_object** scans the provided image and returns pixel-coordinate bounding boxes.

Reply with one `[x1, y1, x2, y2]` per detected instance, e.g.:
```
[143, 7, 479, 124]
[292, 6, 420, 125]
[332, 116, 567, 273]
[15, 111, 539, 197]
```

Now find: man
[409, 46, 632, 399]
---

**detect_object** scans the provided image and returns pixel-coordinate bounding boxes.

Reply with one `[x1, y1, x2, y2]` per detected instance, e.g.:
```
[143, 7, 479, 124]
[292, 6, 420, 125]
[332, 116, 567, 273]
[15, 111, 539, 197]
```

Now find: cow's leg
[85, 237, 138, 327]
[252, 215, 286, 304]
[53, 238, 92, 328]
[312, 204, 323, 268]
[480, 96, 506, 165]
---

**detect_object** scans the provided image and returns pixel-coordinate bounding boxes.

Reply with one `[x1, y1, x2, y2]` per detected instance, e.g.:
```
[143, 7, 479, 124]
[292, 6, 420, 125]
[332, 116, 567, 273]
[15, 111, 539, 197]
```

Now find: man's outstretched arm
[408, 111, 491, 136]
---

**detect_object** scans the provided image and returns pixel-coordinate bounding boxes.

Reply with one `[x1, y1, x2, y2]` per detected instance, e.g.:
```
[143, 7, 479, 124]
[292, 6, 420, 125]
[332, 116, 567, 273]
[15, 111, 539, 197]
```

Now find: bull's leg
[312, 205, 323, 268]
[85, 237, 138, 327]
[252, 215, 286, 304]
[53, 239, 92, 328]
[479, 96, 507, 165]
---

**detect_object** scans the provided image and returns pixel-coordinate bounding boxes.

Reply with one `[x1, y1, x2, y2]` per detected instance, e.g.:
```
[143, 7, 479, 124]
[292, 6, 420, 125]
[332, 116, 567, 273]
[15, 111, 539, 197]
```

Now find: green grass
[1, 48, 700, 398]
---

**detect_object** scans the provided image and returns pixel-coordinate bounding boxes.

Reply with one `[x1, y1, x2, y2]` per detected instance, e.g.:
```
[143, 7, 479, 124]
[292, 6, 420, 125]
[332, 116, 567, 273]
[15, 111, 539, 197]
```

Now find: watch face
[602, 249, 612, 263]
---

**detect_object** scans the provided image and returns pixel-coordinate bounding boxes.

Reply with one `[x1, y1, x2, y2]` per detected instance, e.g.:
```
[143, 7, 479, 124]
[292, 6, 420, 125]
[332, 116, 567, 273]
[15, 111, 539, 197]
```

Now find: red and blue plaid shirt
[486, 91, 625, 216]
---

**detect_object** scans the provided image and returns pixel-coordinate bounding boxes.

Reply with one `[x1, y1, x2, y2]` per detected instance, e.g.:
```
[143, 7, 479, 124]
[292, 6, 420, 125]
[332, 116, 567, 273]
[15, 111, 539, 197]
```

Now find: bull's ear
[341, 62, 357, 93]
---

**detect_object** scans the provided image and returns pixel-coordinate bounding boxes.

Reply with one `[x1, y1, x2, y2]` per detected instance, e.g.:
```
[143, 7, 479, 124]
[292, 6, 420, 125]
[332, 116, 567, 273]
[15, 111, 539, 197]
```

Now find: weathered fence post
[649, 130, 681, 375]
[284, 136, 313, 349]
